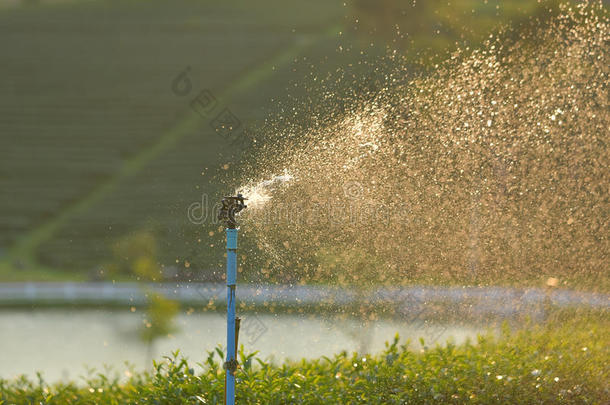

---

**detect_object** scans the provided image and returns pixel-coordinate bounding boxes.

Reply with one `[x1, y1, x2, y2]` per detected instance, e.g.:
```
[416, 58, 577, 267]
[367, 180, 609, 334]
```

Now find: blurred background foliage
[140, 292, 180, 363]
[105, 230, 161, 280]
[351, 0, 561, 60]
[0, 0, 589, 285]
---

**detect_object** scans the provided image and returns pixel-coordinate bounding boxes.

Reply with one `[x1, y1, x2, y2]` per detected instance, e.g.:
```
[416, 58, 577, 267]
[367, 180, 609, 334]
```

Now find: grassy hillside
[0, 0, 584, 282]
[0, 0, 352, 280]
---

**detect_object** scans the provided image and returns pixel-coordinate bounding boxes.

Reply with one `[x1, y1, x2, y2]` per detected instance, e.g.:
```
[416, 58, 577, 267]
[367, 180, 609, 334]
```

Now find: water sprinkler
[218, 194, 247, 230]
[218, 193, 246, 405]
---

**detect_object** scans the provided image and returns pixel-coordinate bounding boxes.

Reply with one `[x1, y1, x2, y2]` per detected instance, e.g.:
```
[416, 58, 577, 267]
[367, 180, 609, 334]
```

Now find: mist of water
[238, 1, 608, 291]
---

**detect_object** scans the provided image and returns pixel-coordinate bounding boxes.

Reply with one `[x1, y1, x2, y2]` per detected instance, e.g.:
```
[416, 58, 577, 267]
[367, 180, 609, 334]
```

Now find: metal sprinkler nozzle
[218, 193, 247, 229]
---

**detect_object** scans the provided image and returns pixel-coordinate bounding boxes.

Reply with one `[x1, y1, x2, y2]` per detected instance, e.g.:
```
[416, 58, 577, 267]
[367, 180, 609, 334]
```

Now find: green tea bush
[1, 312, 607, 404]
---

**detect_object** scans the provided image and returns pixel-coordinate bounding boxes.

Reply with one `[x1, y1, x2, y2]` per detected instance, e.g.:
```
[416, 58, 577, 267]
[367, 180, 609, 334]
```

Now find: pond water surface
[0, 309, 483, 382]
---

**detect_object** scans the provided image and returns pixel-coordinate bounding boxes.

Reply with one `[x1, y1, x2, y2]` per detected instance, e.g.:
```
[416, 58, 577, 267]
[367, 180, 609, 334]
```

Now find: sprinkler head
[218, 193, 247, 229]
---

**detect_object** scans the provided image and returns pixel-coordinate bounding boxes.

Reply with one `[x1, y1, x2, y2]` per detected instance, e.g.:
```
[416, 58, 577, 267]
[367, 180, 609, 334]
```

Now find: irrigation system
[218, 193, 247, 405]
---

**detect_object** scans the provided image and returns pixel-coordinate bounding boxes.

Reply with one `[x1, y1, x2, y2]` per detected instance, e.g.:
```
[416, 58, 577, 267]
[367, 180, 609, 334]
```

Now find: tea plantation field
[0, 0, 570, 282]
[0, 0, 356, 280]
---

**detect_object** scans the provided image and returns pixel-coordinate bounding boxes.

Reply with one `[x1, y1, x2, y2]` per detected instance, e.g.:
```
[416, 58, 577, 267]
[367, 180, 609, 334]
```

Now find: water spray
[218, 193, 247, 405]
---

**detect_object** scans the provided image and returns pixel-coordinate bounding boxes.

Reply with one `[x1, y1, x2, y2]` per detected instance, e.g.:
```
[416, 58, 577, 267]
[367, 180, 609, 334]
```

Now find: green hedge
[1, 312, 608, 404]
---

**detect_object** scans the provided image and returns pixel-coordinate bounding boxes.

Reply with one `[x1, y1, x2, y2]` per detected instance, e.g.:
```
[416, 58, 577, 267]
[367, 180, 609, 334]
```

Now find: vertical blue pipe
[226, 228, 238, 405]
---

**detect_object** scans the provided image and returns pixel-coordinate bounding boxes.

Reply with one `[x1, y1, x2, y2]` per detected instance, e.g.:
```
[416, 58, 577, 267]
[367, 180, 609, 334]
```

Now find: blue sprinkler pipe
[225, 228, 238, 405]
[218, 194, 246, 405]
